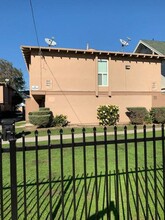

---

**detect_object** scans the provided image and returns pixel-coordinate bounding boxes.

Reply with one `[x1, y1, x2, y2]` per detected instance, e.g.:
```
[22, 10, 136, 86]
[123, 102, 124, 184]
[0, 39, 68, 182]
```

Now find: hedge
[126, 107, 151, 124]
[29, 110, 51, 116]
[28, 107, 53, 127]
[150, 107, 165, 124]
[38, 107, 50, 111]
[29, 114, 53, 128]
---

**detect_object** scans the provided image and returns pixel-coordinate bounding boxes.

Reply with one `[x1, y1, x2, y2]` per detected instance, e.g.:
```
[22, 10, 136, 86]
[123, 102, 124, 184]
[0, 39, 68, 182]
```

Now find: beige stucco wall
[26, 49, 164, 125]
[45, 93, 152, 125]
[25, 96, 39, 120]
[110, 59, 161, 92]
[152, 92, 165, 106]
[30, 54, 97, 92]
[29, 53, 161, 93]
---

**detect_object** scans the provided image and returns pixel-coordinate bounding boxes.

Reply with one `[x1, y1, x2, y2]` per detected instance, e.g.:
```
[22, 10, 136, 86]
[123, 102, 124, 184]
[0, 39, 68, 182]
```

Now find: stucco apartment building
[21, 40, 165, 125]
[0, 83, 13, 112]
[0, 82, 22, 114]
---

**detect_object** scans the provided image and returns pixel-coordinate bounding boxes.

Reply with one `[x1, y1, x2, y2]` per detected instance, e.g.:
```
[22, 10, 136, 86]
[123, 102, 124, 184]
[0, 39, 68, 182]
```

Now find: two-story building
[21, 45, 165, 125]
[0, 82, 23, 118]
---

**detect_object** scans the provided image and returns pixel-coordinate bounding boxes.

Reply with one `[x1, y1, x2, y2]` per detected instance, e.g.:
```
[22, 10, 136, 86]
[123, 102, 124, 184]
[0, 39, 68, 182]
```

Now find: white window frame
[98, 59, 108, 86]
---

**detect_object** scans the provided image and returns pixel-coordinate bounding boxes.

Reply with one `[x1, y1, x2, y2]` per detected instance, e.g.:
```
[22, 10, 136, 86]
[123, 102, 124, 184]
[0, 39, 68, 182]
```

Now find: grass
[14, 121, 157, 138]
[1, 125, 165, 219]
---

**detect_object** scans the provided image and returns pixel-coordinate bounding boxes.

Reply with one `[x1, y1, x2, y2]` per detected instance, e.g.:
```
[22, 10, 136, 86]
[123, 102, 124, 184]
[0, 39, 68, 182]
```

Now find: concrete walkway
[1, 126, 162, 144]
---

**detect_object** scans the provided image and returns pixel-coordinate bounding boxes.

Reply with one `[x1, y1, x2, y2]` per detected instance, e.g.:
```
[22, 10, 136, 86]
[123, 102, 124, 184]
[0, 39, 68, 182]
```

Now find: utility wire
[42, 57, 82, 124]
[29, 0, 82, 124]
[29, 0, 40, 47]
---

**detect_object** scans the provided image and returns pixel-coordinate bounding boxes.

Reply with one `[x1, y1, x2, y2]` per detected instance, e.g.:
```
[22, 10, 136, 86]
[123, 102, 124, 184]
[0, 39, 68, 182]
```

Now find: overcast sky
[0, 0, 165, 88]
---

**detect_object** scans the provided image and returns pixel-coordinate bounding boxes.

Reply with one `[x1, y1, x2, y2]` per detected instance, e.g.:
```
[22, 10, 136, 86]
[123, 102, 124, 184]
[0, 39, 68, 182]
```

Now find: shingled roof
[134, 39, 165, 55]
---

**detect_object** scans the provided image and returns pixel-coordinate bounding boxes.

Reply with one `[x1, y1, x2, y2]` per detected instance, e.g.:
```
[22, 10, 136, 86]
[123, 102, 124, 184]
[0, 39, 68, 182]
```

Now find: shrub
[97, 105, 119, 126]
[126, 107, 151, 124]
[28, 107, 54, 128]
[52, 114, 69, 127]
[29, 114, 53, 128]
[150, 107, 165, 124]
[30, 110, 51, 116]
[39, 107, 50, 111]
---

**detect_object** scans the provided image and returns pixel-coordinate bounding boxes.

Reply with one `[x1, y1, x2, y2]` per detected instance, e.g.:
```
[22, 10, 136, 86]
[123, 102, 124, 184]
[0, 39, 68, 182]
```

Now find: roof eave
[21, 45, 165, 68]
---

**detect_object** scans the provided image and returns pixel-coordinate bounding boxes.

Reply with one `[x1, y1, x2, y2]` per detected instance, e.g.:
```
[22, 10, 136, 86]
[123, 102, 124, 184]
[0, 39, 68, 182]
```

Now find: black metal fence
[0, 125, 165, 219]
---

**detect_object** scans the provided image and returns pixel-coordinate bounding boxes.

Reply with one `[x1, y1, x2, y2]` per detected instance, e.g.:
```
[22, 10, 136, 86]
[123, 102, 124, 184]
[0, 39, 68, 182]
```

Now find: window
[98, 59, 108, 86]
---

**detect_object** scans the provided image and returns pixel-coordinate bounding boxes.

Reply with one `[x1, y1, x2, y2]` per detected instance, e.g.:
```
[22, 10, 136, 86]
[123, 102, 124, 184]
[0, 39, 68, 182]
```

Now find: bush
[29, 110, 51, 116]
[126, 107, 151, 124]
[150, 107, 165, 124]
[28, 107, 54, 128]
[38, 107, 50, 111]
[29, 114, 53, 128]
[97, 105, 119, 126]
[52, 114, 69, 127]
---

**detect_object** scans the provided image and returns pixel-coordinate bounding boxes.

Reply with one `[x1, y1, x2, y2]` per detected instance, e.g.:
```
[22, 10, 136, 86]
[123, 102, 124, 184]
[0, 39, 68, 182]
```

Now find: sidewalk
[1, 126, 162, 144]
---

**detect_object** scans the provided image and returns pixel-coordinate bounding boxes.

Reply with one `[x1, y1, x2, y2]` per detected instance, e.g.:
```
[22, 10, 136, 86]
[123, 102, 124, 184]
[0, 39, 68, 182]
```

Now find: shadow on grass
[1, 166, 164, 219]
[87, 201, 119, 220]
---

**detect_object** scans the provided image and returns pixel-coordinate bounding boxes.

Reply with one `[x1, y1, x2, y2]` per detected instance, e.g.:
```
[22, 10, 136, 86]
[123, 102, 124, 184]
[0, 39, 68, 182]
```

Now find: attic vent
[152, 82, 157, 90]
[46, 80, 52, 87]
[125, 65, 130, 70]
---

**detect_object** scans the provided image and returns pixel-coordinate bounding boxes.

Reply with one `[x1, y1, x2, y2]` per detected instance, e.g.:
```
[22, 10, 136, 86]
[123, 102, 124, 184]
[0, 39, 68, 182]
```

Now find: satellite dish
[120, 39, 129, 47]
[119, 37, 131, 51]
[45, 37, 56, 47]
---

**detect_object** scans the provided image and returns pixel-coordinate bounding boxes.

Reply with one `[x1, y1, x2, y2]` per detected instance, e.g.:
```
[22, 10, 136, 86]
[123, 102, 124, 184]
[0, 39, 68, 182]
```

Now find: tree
[0, 59, 25, 91]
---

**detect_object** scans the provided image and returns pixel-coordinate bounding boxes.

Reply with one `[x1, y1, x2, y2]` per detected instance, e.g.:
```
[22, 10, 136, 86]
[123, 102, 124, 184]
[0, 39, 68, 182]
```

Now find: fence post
[0, 133, 4, 220]
[9, 138, 17, 220]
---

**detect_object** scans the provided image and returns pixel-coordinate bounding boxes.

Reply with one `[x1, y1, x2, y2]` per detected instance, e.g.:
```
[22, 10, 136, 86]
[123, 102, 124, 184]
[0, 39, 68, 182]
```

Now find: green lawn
[1, 126, 165, 219]
[14, 122, 157, 138]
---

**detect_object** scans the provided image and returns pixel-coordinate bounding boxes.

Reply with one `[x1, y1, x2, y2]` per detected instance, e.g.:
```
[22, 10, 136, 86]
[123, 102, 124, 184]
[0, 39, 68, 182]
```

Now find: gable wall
[29, 52, 162, 93]
[26, 51, 163, 124]
[110, 58, 161, 92]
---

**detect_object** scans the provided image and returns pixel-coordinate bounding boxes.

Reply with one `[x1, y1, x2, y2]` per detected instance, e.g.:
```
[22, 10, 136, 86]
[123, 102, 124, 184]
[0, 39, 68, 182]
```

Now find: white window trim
[98, 59, 108, 86]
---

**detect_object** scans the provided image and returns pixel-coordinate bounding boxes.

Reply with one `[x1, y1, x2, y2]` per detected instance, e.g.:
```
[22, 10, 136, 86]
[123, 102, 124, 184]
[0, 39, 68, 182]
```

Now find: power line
[42, 56, 82, 124]
[28, 0, 82, 124]
[29, 0, 40, 47]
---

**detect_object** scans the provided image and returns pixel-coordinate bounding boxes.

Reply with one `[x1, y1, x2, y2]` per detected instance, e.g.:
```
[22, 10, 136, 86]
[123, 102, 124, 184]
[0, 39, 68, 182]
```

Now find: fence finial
[35, 130, 38, 136]
[47, 129, 51, 135]
[71, 128, 75, 133]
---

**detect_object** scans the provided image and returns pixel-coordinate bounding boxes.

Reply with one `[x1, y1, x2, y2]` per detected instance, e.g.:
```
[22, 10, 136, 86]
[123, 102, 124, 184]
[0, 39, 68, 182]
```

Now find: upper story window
[98, 59, 108, 86]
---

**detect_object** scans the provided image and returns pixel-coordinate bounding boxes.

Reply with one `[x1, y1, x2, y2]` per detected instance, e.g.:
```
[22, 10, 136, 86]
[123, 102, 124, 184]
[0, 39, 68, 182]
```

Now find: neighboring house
[134, 39, 165, 90]
[21, 45, 165, 125]
[134, 39, 165, 55]
[0, 82, 22, 116]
